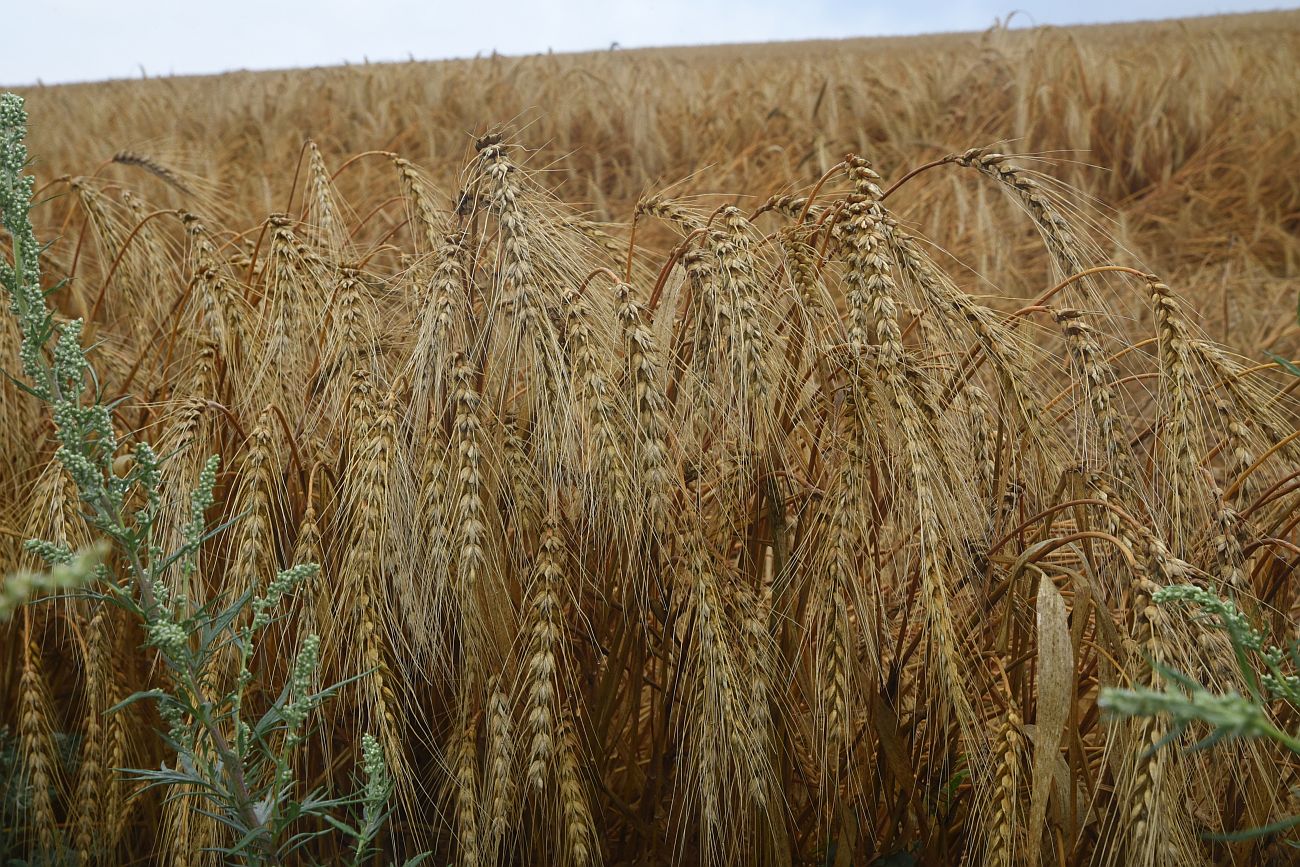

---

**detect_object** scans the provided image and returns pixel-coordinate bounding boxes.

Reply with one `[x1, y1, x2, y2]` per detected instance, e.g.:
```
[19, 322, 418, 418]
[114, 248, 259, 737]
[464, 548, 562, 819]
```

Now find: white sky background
[3, 0, 1292, 86]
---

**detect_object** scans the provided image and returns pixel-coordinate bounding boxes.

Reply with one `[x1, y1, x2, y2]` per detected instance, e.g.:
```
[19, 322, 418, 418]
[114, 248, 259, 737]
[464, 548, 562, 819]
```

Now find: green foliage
[1, 91, 400, 865]
[1100, 585, 1300, 845]
[0, 543, 105, 621]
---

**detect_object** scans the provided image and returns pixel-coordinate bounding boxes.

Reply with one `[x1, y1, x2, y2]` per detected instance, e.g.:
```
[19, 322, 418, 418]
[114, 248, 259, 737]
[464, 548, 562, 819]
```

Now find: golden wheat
[3, 12, 1300, 866]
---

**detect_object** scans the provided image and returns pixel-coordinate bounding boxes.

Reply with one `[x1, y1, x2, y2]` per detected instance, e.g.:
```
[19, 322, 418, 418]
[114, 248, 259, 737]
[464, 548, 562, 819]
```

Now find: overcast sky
[3, 0, 1290, 86]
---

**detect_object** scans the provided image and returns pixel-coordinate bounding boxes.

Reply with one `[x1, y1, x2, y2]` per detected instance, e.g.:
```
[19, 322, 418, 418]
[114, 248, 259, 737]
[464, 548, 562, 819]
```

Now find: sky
[3, 0, 1291, 86]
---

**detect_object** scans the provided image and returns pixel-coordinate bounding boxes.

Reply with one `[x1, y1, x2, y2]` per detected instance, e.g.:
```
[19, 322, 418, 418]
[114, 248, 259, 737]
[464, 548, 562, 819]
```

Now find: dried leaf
[1028, 570, 1072, 864]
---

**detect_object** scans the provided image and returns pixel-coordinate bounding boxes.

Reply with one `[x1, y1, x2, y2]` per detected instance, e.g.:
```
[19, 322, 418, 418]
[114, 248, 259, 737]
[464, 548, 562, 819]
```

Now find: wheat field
[3, 9, 1300, 866]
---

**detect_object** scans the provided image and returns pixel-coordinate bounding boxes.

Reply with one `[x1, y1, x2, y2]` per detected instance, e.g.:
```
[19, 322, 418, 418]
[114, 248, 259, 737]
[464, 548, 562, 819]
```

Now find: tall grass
[1, 93, 401, 867]
[3, 11, 1300, 867]
[14, 12, 1300, 361]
